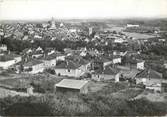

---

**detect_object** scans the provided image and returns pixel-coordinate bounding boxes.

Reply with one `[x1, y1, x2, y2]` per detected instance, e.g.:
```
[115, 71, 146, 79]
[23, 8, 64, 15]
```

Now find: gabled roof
[94, 65, 119, 75]
[55, 79, 88, 89]
[136, 69, 162, 79]
[43, 53, 64, 60]
[112, 55, 121, 59]
[0, 55, 13, 62]
[136, 59, 145, 63]
[55, 60, 80, 69]
[103, 66, 119, 75]
[100, 57, 111, 63]
[23, 59, 43, 67]
[93, 56, 112, 63]
[9, 53, 21, 58]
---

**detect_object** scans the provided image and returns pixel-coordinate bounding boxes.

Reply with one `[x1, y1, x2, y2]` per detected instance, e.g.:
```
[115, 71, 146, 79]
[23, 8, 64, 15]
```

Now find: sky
[0, 0, 167, 20]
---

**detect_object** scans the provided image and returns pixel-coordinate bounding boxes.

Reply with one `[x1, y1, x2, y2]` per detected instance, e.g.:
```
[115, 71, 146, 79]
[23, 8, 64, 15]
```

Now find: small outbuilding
[55, 79, 89, 94]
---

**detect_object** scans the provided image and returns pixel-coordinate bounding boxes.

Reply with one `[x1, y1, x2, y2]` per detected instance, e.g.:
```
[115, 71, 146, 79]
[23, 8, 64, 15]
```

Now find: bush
[0, 86, 167, 116]
[44, 68, 55, 75]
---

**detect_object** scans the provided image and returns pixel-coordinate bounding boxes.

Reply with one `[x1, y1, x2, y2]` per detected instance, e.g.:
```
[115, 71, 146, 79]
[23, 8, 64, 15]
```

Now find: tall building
[49, 17, 56, 30]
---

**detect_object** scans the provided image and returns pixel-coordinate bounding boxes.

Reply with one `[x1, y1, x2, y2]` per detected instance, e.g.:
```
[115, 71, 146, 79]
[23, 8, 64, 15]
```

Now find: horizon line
[1, 16, 167, 22]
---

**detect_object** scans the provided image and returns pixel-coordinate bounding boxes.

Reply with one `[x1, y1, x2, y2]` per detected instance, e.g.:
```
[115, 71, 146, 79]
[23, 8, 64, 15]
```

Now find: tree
[162, 69, 167, 79]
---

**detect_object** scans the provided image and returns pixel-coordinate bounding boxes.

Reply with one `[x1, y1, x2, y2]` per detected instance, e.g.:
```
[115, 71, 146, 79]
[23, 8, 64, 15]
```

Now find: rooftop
[43, 53, 64, 60]
[136, 69, 162, 79]
[55, 60, 80, 69]
[94, 65, 119, 75]
[0, 55, 14, 62]
[23, 59, 43, 67]
[66, 55, 90, 65]
[55, 79, 88, 89]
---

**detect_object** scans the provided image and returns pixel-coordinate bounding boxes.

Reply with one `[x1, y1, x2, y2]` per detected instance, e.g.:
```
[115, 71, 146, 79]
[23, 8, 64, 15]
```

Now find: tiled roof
[136, 69, 162, 79]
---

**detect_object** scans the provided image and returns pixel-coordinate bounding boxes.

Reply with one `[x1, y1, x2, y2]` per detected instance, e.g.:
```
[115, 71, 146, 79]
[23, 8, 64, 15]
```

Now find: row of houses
[135, 69, 167, 92]
[0, 46, 146, 80]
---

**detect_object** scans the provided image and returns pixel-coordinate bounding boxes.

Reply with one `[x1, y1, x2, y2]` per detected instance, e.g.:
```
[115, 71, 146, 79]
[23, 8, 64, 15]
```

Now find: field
[105, 25, 156, 39]
[123, 32, 156, 39]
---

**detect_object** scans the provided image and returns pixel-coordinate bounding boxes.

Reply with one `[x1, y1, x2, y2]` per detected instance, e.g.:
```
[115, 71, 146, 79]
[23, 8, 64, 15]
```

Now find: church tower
[49, 17, 56, 29]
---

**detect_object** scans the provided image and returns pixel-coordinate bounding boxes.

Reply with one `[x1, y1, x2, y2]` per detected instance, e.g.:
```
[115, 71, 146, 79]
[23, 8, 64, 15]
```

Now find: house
[0, 54, 22, 69]
[80, 51, 87, 57]
[36, 46, 43, 52]
[42, 55, 57, 68]
[41, 52, 65, 68]
[113, 51, 127, 56]
[34, 34, 42, 39]
[0, 44, 7, 52]
[66, 55, 91, 70]
[137, 60, 145, 70]
[55, 53, 66, 61]
[136, 69, 162, 92]
[125, 51, 139, 56]
[55, 60, 83, 77]
[100, 57, 113, 67]
[23, 60, 45, 74]
[112, 55, 121, 64]
[55, 79, 89, 94]
[91, 59, 103, 71]
[92, 65, 120, 81]
[55, 55, 91, 77]
[158, 38, 166, 42]
[114, 38, 125, 43]
[45, 48, 55, 55]
[88, 49, 99, 56]
[164, 61, 167, 69]
[79, 48, 87, 57]
[126, 24, 140, 28]
[32, 51, 44, 59]
[0, 55, 16, 69]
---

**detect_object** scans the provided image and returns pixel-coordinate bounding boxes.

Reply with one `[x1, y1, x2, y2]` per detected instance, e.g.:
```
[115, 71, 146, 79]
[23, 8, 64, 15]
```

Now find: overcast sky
[0, 0, 167, 20]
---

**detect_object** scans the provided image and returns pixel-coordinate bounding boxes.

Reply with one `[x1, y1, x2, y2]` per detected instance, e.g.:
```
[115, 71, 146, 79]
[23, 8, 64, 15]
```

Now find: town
[0, 18, 167, 116]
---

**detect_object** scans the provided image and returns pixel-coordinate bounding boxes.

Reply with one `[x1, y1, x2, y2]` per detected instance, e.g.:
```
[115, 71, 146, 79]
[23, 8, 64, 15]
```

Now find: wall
[14, 56, 22, 63]
[56, 56, 65, 61]
[43, 59, 56, 68]
[137, 62, 144, 70]
[104, 61, 113, 67]
[26, 63, 45, 74]
[0, 60, 16, 69]
[56, 87, 80, 93]
[92, 74, 116, 81]
[80, 83, 89, 94]
[113, 58, 121, 64]
[55, 68, 84, 77]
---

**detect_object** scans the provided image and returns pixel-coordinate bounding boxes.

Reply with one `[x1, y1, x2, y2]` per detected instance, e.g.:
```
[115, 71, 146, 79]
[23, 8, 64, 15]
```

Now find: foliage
[44, 68, 55, 75]
[0, 87, 167, 116]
